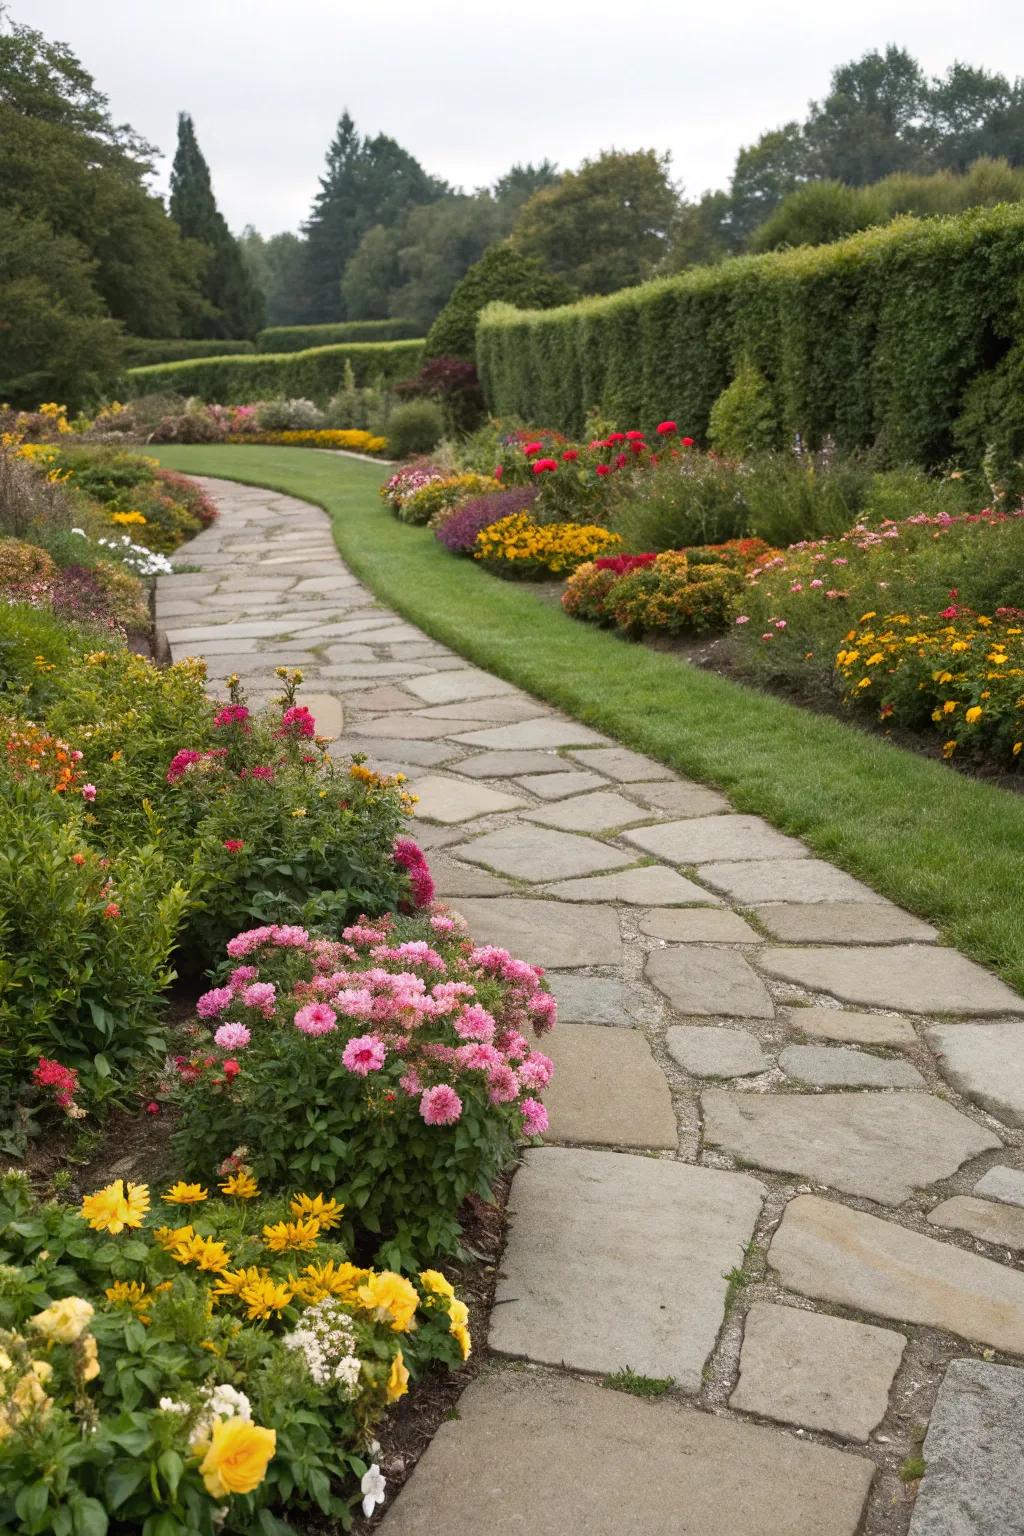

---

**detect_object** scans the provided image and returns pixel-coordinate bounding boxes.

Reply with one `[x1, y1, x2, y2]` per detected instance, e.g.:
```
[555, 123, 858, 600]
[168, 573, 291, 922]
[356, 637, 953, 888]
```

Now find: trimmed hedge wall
[256, 320, 421, 352]
[123, 340, 425, 404]
[121, 337, 256, 367]
[476, 204, 1024, 467]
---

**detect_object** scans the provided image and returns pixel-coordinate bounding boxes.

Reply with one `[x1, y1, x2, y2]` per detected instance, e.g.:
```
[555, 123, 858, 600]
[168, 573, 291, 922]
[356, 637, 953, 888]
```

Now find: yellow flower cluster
[111, 510, 147, 527]
[474, 512, 621, 575]
[80, 1179, 150, 1234]
[225, 429, 387, 453]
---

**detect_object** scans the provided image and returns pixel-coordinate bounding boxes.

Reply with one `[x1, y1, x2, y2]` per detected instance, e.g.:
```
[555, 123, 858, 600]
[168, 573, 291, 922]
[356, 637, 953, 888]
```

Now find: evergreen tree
[169, 113, 264, 338]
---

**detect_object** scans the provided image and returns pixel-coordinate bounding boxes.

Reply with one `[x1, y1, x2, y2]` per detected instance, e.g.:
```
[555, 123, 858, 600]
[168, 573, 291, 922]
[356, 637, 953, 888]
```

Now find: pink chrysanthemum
[228, 965, 259, 990]
[241, 982, 276, 1017]
[294, 1002, 338, 1036]
[419, 1083, 462, 1125]
[521, 1097, 549, 1136]
[453, 1004, 496, 1043]
[342, 1033, 387, 1075]
[486, 1064, 519, 1104]
[196, 987, 234, 1019]
[214, 1022, 251, 1050]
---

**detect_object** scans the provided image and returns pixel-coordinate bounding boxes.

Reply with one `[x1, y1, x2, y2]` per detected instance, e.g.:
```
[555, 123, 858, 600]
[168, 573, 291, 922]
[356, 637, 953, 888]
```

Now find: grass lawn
[151, 445, 1024, 994]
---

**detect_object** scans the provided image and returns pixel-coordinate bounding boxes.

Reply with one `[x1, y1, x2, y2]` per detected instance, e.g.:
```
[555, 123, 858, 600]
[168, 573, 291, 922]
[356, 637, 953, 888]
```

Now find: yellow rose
[199, 1417, 276, 1497]
[30, 1296, 94, 1343]
[387, 1350, 409, 1403]
[418, 1269, 455, 1301]
[447, 1298, 469, 1331]
[451, 1323, 472, 1361]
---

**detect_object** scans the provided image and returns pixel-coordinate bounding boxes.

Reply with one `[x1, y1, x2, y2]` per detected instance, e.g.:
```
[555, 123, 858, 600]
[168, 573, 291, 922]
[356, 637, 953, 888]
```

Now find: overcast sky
[17, 0, 1024, 235]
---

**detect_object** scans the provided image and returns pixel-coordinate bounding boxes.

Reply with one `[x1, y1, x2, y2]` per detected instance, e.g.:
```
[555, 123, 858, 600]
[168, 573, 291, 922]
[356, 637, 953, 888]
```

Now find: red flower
[588, 438, 609, 450]
[223, 839, 245, 853]
[145, 1101, 160, 1115]
[494, 465, 504, 480]
[213, 704, 251, 730]
[628, 440, 645, 454]
[595, 464, 612, 477]
[222, 1059, 240, 1080]
[524, 441, 543, 456]
[614, 452, 628, 469]
[103, 902, 120, 919]
[940, 605, 959, 619]
[656, 420, 677, 435]
[531, 458, 558, 474]
[681, 436, 695, 447]
[625, 430, 645, 441]
[561, 449, 579, 462]
[607, 432, 626, 444]
[71, 852, 86, 866]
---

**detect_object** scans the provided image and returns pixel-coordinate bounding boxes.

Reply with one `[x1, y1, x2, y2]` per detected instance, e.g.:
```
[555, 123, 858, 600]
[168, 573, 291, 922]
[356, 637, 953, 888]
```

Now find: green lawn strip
[151, 445, 1024, 994]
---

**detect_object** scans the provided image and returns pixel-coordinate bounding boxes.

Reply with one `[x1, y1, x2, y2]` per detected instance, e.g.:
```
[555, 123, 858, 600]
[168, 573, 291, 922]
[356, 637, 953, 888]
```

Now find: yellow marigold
[199, 1418, 276, 1498]
[357, 1271, 419, 1332]
[171, 1233, 231, 1273]
[220, 1170, 260, 1200]
[262, 1218, 321, 1253]
[239, 1276, 294, 1321]
[105, 1281, 151, 1323]
[80, 1179, 149, 1234]
[111, 511, 147, 527]
[387, 1350, 409, 1403]
[289, 1192, 343, 1230]
[965, 705, 983, 724]
[29, 1297, 94, 1343]
[163, 1181, 208, 1204]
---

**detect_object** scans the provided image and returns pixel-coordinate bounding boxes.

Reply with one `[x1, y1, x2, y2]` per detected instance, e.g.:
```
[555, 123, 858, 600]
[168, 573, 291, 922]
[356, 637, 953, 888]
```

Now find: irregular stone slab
[453, 750, 568, 778]
[642, 909, 758, 943]
[668, 1025, 768, 1078]
[409, 775, 525, 824]
[547, 973, 634, 1026]
[703, 1091, 999, 1205]
[345, 685, 421, 713]
[413, 695, 541, 723]
[974, 1166, 1024, 1209]
[491, 1147, 765, 1386]
[752, 901, 937, 944]
[927, 1023, 1024, 1124]
[524, 790, 653, 833]
[428, 857, 511, 898]
[515, 769, 607, 799]
[700, 859, 884, 905]
[928, 1196, 1024, 1251]
[379, 1369, 874, 1536]
[451, 719, 608, 750]
[299, 692, 343, 739]
[908, 1360, 1024, 1536]
[541, 866, 716, 905]
[566, 746, 675, 781]
[451, 897, 622, 969]
[320, 660, 415, 677]
[543, 1025, 677, 1148]
[625, 815, 808, 865]
[165, 618, 319, 642]
[352, 714, 458, 741]
[404, 670, 516, 704]
[449, 824, 633, 882]
[762, 946, 1024, 1016]
[782, 1006, 916, 1047]
[334, 736, 456, 768]
[730, 1303, 905, 1441]
[627, 780, 732, 816]
[647, 947, 774, 1019]
[779, 1044, 925, 1089]
[771, 1195, 1024, 1354]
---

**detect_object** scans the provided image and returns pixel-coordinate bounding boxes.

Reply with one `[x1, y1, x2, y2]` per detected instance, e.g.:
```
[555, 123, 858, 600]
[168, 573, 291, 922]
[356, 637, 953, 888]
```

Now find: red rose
[531, 458, 558, 474]
[561, 449, 579, 461]
[625, 430, 645, 441]
[596, 464, 612, 477]
[656, 420, 677, 435]
[524, 441, 543, 456]
[629, 440, 645, 453]
[681, 436, 695, 447]
[607, 432, 626, 444]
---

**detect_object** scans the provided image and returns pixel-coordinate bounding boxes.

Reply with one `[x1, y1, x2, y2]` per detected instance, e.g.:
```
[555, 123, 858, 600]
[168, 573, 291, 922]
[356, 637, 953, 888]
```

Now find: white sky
[17, 0, 1024, 235]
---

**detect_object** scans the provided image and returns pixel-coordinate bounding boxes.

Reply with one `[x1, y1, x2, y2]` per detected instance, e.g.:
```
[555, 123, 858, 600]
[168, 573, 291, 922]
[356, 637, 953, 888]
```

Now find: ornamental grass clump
[171, 908, 556, 1266]
[0, 1166, 471, 1533]
[474, 511, 620, 577]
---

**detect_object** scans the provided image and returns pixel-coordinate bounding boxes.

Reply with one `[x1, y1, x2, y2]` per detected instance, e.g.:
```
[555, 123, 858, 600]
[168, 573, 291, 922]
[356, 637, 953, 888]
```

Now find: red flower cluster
[33, 1057, 79, 1110]
[531, 458, 559, 475]
[594, 553, 658, 575]
[213, 704, 251, 730]
[223, 839, 245, 853]
[394, 837, 435, 910]
[275, 704, 317, 740]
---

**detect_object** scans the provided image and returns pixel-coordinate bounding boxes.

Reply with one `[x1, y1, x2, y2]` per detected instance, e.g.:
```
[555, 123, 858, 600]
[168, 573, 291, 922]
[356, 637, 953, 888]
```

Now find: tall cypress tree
[169, 113, 265, 338]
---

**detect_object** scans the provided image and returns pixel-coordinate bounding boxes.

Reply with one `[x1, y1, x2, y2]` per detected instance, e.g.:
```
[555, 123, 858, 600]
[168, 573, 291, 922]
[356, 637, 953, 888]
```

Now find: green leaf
[71, 1497, 109, 1536]
[15, 1484, 49, 1527]
[105, 1461, 149, 1511]
[157, 1450, 184, 1499]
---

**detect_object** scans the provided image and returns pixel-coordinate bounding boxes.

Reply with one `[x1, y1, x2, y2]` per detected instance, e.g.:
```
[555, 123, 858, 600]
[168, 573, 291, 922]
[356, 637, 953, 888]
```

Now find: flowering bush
[393, 473, 501, 528]
[474, 512, 621, 577]
[607, 553, 744, 635]
[560, 562, 627, 621]
[0, 1166, 470, 1532]
[171, 908, 556, 1265]
[379, 462, 446, 513]
[225, 429, 388, 453]
[433, 486, 538, 555]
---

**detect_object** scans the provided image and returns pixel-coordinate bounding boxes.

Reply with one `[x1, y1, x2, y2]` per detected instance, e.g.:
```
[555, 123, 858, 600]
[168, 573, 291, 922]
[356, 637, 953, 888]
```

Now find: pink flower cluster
[276, 705, 317, 740]
[213, 704, 251, 730]
[33, 1056, 80, 1111]
[393, 837, 435, 909]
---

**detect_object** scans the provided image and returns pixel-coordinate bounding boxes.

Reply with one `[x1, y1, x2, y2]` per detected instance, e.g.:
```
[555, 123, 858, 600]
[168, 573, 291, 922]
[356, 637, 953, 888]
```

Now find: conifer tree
[169, 113, 264, 338]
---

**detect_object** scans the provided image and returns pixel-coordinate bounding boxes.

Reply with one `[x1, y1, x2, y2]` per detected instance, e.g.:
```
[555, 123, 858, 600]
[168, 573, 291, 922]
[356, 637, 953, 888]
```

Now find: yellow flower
[163, 1181, 208, 1204]
[29, 1297, 94, 1343]
[943, 739, 958, 758]
[111, 510, 147, 527]
[105, 1281, 151, 1323]
[171, 1233, 231, 1274]
[291, 807, 307, 818]
[451, 1323, 472, 1361]
[212, 1266, 269, 1299]
[419, 1269, 455, 1301]
[154, 1223, 195, 1252]
[357, 1271, 420, 1332]
[289, 1260, 369, 1306]
[856, 677, 871, 689]
[199, 1417, 277, 1498]
[220, 1170, 260, 1200]
[865, 652, 884, 666]
[289, 1192, 343, 1230]
[965, 705, 983, 724]
[239, 1276, 294, 1321]
[387, 1350, 409, 1403]
[942, 700, 957, 715]
[448, 1298, 469, 1332]
[261, 1218, 320, 1253]
[80, 1179, 149, 1234]
[79, 1335, 100, 1383]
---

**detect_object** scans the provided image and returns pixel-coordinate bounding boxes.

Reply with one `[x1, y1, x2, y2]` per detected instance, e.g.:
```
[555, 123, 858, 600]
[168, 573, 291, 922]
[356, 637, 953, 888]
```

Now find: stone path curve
[159, 477, 1024, 1536]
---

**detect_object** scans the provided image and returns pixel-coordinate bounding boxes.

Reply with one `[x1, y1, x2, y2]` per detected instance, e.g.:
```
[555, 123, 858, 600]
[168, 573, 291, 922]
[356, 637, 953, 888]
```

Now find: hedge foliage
[476, 204, 1024, 468]
[121, 337, 256, 367]
[123, 339, 424, 403]
[256, 319, 421, 351]
[424, 245, 576, 361]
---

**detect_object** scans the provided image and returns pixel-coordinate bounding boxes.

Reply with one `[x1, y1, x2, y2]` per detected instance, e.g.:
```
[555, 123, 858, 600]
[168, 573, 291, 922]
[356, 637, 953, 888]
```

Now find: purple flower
[434, 486, 538, 555]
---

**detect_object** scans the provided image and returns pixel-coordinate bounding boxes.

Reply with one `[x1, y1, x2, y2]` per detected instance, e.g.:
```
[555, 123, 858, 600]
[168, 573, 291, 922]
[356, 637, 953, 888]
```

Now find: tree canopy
[169, 113, 265, 338]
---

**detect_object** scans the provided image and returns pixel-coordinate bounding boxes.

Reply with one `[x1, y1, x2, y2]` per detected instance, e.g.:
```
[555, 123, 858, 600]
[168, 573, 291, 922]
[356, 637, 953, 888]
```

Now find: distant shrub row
[121, 337, 256, 367]
[476, 204, 1024, 470]
[123, 340, 425, 404]
[255, 319, 421, 351]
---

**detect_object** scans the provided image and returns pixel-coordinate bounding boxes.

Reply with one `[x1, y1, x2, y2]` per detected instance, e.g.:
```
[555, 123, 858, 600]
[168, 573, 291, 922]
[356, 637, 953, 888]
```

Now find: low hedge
[256, 319, 421, 351]
[124, 339, 424, 404]
[121, 337, 256, 367]
[476, 203, 1024, 468]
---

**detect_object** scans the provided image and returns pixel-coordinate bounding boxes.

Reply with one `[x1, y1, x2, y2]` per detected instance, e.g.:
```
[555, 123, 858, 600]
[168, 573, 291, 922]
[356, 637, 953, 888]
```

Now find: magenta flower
[214, 1022, 251, 1050]
[342, 1033, 387, 1074]
[454, 1004, 496, 1042]
[228, 965, 259, 990]
[241, 982, 277, 1017]
[294, 1002, 338, 1036]
[419, 1084, 463, 1125]
[521, 1097, 549, 1136]
[196, 987, 234, 1019]
[487, 1064, 519, 1104]
[213, 704, 250, 729]
[81, 783, 97, 802]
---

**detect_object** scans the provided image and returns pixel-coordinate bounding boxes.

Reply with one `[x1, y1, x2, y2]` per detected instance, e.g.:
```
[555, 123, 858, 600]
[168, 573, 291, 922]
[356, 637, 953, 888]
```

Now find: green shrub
[0, 602, 83, 706]
[955, 343, 1024, 501]
[560, 562, 622, 621]
[256, 319, 420, 351]
[607, 553, 744, 636]
[385, 400, 445, 458]
[612, 453, 748, 552]
[121, 337, 255, 367]
[708, 361, 780, 457]
[477, 204, 1024, 468]
[740, 448, 876, 547]
[425, 244, 575, 361]
[124, 340, 424, 405]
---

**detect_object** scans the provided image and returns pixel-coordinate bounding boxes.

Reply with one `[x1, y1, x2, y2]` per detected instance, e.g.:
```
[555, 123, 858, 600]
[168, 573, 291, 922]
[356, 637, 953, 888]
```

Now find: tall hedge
[256, 319, 420, 352]
[476, 204, 1024, 467]
[424, 245, 575, 361]
[123, 339, 424, 403]
[122, 337, 256, 367]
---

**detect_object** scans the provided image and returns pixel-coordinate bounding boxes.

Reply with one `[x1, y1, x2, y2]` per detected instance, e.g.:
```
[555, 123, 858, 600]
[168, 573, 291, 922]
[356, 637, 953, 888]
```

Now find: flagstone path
[160, 477, 1024, 1536]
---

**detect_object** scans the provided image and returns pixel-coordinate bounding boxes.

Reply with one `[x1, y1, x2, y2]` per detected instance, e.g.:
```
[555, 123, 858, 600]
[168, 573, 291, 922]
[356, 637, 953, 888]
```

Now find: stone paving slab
[449, 823, 634, 882]
[752, 901, 938, 944]
[647, 946, 775, 1019]
[428, 857, 511, 897]
[451, 749, 568, 777]
[700, 859, 887, 905]
[762, 945, 1024, 1016]
[513, 768, 607, 798]
[491, 1148, 765, 1387]
[782, 1006, 917, 1047]
[770, 1196, 1024, 1354]
[908, 1359, 1024, 1536]
[641, 907, 757, 942]
[974, 1166, 1024, 1208]
[404, 670, 517, 704]
[626, 780, 732, 816]
[668, 1025, 769, 1078]
[449, 897, 623, 969]
[927, 1022, 1024, 1124]
[408, 774, 526, 823]
[566, 746, 675, 781]
[451, 719, 610, 750]
[379, 1369, 875, 1536]
[541, 865, 716, 905]
[624, 814, 808, 865]
[542, 1024, 677, 1148]
[546, 973, 635, 1027]
[413, 695, 543, 723]
[703, 1091, 999, 1205]
[729, 1302, 905, 1441]
[779, 1044, 926, 1089]
[927, 1195, 1024, 1251]
[524, 789, 654, 832]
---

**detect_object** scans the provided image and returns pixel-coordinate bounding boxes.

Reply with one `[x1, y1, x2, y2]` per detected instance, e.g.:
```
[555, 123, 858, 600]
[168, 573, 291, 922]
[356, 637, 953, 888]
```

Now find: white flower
[158, 1396, 188, 1413]
[361, 1464, 386, 1518]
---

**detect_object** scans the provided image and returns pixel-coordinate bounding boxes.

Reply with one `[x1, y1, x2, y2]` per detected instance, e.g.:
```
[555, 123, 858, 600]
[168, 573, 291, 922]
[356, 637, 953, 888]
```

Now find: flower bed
[387, 473, 501, 528]
[474, 512, 620, 577]
[562, 541, 773, 633]
[224, 429, 387, 453]
[0, 1165, 470, 1532]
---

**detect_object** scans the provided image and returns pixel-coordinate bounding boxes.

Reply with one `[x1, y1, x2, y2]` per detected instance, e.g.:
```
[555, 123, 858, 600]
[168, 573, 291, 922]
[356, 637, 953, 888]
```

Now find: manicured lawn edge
[151, 445, 1024, 994]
